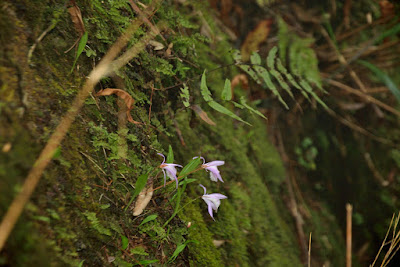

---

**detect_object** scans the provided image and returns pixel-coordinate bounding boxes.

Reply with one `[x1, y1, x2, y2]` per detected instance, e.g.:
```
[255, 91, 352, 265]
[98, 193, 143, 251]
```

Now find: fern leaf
[200, 71, 213, 102]
[180, 84, 190, 107]
[240, 96, 267, 120]
[221, 79, 232, 101]
[276, 58, 310, 101]
[208, 101, 251, 126]
[233, 50, 262, 83]
[250, 52, 262, 65]
[253, 65, 289, 109]
[267, 47, 294, 98]
[299, 80, 328, 109]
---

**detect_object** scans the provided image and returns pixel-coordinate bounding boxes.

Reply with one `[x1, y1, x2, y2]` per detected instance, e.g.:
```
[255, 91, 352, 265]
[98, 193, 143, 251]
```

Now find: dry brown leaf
[191, 105, 216, 126]
[68, 0, 85, 37]
[240, 19, 272, 61]
[165, 43, 173, 57]
[212, 240, 226, 247]
[2, 143, 12, 153]
[231, 74, 249, 93]
[95, 88, 141, 124]
[133, 182, 153, 216]
[149, 40, 165, 50]
[379, 0, 395, 19]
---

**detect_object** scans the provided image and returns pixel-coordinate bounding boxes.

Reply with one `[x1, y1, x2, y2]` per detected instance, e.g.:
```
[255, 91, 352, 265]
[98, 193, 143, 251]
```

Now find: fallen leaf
[212, 240, 226, 247]
[191, 105, 216, 126]
[165, 43, 173, 57]
[379, 0, 395, 19]
[2, 142, 12, 153]
[133, 182, 153, 216]
[148, 40, 165, 50]
[95, 88, 141, 124]
[68, 0, 85, 37]
[231, 74, 249, 93]
[240, 19, 272, 61]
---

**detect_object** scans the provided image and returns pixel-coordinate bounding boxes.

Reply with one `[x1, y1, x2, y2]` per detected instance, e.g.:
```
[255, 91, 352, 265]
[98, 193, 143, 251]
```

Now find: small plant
[295, 137, 318, 170]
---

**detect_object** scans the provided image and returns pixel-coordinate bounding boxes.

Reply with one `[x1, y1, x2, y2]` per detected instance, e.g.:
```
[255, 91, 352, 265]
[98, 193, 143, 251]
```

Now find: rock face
[0, 1, 344, 266]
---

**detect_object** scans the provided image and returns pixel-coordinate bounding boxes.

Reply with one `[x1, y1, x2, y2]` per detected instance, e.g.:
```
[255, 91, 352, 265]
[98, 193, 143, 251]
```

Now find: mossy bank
[0, 0, 345, 266]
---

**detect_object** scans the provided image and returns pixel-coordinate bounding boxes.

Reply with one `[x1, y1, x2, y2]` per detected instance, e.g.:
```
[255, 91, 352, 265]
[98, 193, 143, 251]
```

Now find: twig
[324, 108, 393, 146]
[308, 232, 312, 267]
[371, 214, 396, 267]
[321, 27, 367, 92]
[346, 203, 352, 267]
[364, 153, 389, 186]
[0, 1, 162, 251]
[275, 128, 308, 262]
[343, 0, 352, 29]
[327, 79, 400, 118]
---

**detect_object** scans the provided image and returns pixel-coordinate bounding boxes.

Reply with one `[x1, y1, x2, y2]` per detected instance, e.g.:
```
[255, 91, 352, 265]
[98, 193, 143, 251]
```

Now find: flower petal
[208, 193, 228, 199]
[199, 184, 207, 195]
[206, 166, 224, 182]
[205, 160, 225, 167]
[209, 172, 218, 182]
[208, 203, 215, 220]
[157, 153, 166, 164]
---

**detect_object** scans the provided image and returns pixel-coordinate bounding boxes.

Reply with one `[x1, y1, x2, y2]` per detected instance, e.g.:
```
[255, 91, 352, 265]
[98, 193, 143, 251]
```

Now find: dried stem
[346, 203, 353, 267]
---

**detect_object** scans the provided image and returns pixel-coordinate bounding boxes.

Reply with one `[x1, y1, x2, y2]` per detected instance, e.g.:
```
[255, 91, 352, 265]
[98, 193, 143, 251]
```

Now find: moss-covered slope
[0, 0, 344, 266]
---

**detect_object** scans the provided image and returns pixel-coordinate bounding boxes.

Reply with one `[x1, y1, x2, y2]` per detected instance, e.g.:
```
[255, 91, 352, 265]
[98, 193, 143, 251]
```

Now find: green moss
[1, 0, 346, 266]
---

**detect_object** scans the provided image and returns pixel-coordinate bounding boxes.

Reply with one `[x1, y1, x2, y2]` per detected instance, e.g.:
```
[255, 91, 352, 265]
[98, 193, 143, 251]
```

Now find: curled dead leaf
[165, 43, 174, 57]
[231, 74, 249, 95]
[2, 142, 12, 153]
[68, 0, 85, 37]
[148, 40, 165, 50]
[191, 105, 216, 126]
[133, 182, 153, 216]
[95, 88, 141, 124]
[240, 19, 272, 61]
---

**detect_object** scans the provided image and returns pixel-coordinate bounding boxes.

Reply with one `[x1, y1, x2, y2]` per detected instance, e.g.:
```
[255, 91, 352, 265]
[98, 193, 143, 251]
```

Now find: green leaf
[180, 84, 190, 107]
[276, 58, 310, 101]
[77, 260, 85, 267]
[138, 259, 158, 265]
[168, 240, 198, 263]
[200, 71, 213, 102]
[253, 65, 288, 109]
[374, 23, 400, 44]
[299, 80, 328, 109]
[221, 79, 232, 101]
[178, 178, 197, 186]
[124, 173, 149, 211]
[70, 31, 88, 73]
[139, 214, 158, 226]
[267, 47, 294, 98]
[233, 50, 261, 83]
[121, 235, 129, 250]
[208, 101, 251, 125]
[167, 145, 174, 163]
[358, 60, 400, 103]
[130, 246, 149, 256]
[99, 203, 110, 209]
[240, 96, 267, 120]
[250, 52, 262, 65]
[180, 158, 201, 177]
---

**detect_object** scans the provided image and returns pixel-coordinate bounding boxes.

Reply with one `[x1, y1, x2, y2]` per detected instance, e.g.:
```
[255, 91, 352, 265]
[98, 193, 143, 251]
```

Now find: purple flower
[198, 157, 225, 182]
[199, 184, 227, 220]
[158, 153, 182, 188]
